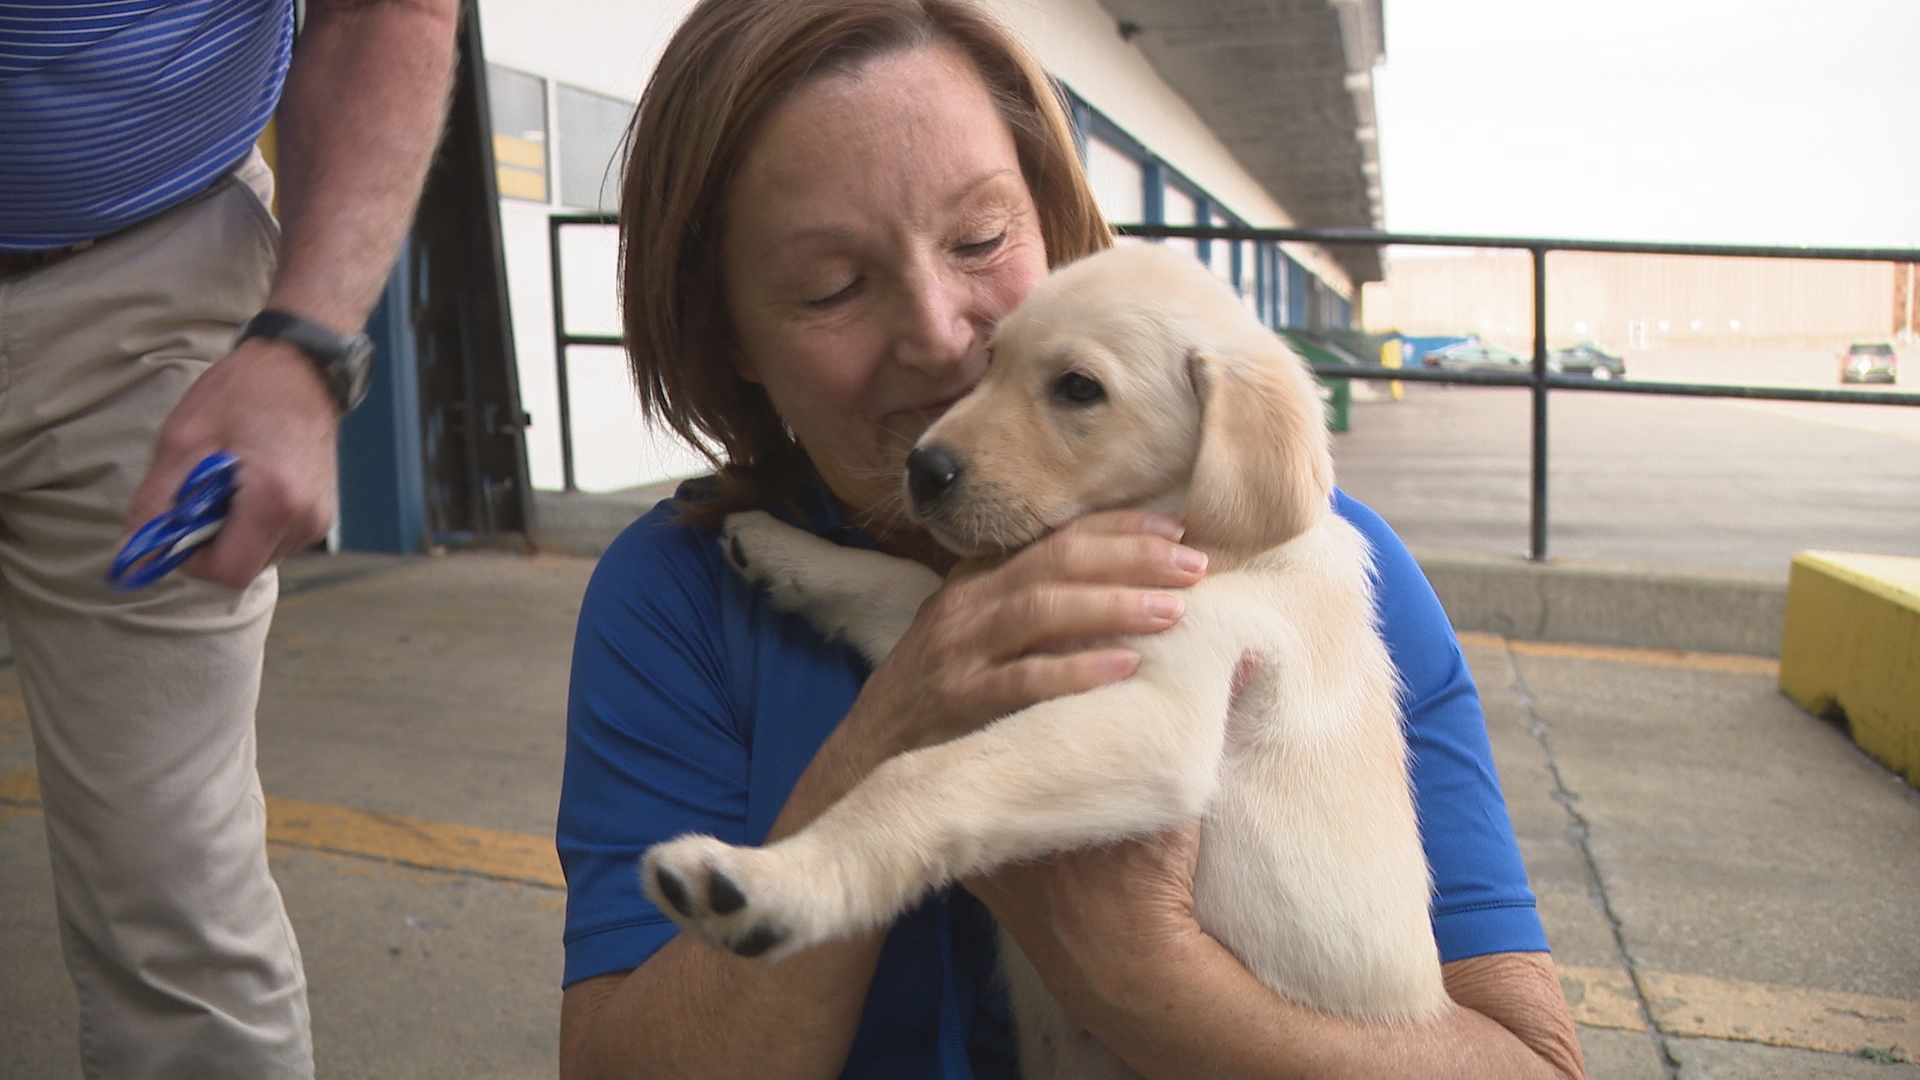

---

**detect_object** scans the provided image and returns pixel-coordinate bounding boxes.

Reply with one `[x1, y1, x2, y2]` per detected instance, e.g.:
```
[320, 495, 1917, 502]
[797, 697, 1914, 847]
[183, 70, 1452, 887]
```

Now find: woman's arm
[969, 827, 1585, 1080]
[560, 704, 907, 1080]
[560, 511, 1210, 1080]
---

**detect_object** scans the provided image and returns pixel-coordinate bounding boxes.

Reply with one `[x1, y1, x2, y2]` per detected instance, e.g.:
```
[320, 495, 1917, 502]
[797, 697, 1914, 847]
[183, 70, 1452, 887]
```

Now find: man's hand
[124, 336, 340, 589]
[118, 0, 458, 590]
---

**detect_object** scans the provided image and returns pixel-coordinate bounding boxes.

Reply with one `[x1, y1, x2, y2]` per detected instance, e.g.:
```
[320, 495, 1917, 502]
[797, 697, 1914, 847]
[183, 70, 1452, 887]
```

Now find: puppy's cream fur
[644, 244, 1447, 1079]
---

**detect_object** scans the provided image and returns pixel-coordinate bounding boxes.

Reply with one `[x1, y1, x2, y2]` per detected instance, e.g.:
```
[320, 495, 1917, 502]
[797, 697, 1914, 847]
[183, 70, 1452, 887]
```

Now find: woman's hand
[849, 510, 1208, 754]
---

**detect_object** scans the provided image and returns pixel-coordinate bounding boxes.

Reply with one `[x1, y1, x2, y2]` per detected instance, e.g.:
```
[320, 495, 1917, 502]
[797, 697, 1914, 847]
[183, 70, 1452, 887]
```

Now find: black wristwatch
[236, 310, 375, 414]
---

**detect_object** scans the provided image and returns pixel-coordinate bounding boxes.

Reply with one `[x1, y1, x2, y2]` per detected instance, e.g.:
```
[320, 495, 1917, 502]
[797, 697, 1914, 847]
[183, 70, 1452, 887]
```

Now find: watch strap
[237, 310, 374, 413]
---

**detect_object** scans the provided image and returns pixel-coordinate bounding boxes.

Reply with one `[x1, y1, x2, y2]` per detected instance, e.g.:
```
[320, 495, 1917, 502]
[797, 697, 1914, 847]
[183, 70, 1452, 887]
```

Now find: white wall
[476, 0, 698, 103]
[481, 0, 709, 492]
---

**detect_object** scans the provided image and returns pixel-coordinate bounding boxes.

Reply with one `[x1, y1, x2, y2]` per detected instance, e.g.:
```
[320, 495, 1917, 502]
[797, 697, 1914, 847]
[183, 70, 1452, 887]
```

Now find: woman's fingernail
[1144, 592, 1184, 619]
[1172, 546, 1207, 573]
[1139, 513, 1185, 540]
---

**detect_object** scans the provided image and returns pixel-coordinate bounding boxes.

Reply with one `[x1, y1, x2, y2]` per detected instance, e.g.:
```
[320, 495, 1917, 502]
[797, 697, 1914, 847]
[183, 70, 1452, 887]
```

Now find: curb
[526, 488, 1792, 659]
[1415, 549, 1786, 658]
[531, 482, 681, 558]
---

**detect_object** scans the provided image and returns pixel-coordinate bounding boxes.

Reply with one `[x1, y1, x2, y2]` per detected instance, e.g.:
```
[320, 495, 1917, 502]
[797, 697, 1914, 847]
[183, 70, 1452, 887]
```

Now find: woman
[557, 2, 1586, 1077]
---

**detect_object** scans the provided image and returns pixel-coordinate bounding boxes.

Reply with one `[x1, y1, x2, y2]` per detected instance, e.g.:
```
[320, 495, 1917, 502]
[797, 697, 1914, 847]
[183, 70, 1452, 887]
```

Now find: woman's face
[721, 44, 1050, 535]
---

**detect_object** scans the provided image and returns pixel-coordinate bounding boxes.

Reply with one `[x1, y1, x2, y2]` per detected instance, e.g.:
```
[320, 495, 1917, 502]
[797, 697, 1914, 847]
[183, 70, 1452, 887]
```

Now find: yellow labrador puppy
[644, 243, 1446, 1077]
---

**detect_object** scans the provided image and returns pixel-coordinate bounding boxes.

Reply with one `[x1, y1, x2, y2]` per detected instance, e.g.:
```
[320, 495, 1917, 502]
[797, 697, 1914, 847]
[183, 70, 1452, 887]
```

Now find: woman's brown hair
[618, 0, 1111, 527]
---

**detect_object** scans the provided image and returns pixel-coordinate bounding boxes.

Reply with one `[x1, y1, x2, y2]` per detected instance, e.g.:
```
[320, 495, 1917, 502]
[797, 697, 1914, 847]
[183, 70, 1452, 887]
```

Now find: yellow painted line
[1557, 964, 1916, 1059]
[0, 770, 563, 891]
[1643, 969, 1916, 1059]
[266, 797, 563, 889]
[0, 768, 37, 805]
[1555, 963, 1647, 1032]
[1457, 631, 1779, 677]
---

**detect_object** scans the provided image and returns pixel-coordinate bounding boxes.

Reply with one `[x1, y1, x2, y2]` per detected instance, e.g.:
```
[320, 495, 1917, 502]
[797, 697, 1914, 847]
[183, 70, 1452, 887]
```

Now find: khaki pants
[0, 153, 312, 1079]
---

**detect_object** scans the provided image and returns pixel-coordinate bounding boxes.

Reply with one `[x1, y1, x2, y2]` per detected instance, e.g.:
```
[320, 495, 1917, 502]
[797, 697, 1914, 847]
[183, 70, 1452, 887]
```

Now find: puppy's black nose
[906, 445, 963, 509]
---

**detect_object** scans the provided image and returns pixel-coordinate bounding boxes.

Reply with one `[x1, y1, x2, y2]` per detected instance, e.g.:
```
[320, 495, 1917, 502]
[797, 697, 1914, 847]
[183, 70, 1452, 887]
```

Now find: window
[1208, 211, 1241, 292]
[488, 65, 547, 203]
[556, 84, 634, 212]
[1162, 183, 1199, 264]
[1085, 135, 1144, 225]
[1059, 84, 1352, 330]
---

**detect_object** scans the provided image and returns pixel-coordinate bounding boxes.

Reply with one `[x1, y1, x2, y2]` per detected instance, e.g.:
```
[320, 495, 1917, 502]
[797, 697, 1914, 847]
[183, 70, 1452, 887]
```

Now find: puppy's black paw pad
[730, 923, 787, 959]
[708, 870, 747, 915]
[727, 535, 749, 569]
[653, 867, 693, 917]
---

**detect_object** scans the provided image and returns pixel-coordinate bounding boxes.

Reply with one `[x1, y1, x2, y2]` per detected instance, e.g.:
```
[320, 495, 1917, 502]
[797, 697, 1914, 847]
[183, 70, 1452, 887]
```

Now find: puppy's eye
[1051, 371, 1105, 406]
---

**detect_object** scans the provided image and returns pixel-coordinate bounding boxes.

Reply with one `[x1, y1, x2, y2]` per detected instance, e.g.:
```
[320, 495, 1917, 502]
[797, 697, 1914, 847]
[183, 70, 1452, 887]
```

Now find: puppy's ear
[1181, 344, 1335, 565]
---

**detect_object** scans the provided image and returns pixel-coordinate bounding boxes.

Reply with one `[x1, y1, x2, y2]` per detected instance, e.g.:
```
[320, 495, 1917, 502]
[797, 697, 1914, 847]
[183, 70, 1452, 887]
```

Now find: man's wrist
[236, 309, 374, 413]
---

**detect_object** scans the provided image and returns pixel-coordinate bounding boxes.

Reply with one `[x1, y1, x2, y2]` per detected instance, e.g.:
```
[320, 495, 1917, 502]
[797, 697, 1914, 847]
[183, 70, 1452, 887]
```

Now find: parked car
[1422, 341, 1530, 373]
[1839, 342, 1897, 384]
[1550, 341, 1627, 380]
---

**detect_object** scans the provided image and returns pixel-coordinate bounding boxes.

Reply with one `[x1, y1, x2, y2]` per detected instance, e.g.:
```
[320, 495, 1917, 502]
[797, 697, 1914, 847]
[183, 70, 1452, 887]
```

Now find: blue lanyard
[108, 452, 237, 590]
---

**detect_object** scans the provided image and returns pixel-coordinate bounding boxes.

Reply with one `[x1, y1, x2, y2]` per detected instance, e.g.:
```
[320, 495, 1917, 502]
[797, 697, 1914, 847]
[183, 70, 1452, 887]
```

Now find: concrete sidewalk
[2, 548, 1917, 1078]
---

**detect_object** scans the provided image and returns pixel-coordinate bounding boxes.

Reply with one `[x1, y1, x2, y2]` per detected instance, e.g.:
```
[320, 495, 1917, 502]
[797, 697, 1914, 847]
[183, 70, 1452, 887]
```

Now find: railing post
[549, 215, 578, 493]
[1529, 246, 1549, 562]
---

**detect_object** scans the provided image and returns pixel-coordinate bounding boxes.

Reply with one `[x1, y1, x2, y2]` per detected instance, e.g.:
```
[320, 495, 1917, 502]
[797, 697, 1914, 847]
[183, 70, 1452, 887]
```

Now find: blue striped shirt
[0, 0, 293, 251]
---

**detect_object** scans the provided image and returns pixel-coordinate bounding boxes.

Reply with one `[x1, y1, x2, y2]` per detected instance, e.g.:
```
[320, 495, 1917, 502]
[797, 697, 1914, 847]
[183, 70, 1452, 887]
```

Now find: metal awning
[1097, 0, 1385, 283]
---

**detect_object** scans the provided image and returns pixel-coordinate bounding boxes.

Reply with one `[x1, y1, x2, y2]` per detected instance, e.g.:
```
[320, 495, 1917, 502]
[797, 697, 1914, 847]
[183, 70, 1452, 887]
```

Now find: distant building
[474, 0, 1387, 492]
[1362, 249, 1907, 354]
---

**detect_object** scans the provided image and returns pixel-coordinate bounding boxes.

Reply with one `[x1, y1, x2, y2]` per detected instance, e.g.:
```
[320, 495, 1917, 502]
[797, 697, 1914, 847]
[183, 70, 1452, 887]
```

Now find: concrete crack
[1507, 646, 1681, 1079]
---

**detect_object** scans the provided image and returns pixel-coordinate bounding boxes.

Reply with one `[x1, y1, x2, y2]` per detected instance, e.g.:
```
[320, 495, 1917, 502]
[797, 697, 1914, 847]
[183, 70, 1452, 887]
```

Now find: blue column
[337, 248, 427, 553]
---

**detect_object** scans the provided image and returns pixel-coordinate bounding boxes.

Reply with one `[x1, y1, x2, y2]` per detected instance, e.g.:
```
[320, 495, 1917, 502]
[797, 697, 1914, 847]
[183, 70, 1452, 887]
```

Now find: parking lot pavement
[3, 549, 1918, 1078]
[1332, 380, 1920, 575]
[1466, 633, 1920, 1078]
[0, 552, 590, 1080]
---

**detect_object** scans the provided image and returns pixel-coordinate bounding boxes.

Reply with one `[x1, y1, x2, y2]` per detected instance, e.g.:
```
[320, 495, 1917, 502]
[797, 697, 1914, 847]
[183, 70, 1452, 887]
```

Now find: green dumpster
[1276, 329, 1354, 433]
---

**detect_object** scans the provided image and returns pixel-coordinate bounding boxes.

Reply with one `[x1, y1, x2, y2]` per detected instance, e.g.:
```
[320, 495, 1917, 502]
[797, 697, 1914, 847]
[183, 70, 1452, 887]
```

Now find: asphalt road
[1332, 349, 1920, 575]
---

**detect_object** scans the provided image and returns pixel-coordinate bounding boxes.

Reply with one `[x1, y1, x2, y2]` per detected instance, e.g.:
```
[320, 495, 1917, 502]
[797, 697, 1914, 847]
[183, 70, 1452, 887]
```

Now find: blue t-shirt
[558, 482, 1547, 1080]
[0, 0, 293, 250]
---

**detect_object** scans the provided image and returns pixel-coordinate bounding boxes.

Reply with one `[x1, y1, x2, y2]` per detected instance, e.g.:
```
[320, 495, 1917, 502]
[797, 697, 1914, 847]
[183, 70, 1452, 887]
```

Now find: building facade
[475, 0, 1384, 493]
[1362, 249, 1911, 354]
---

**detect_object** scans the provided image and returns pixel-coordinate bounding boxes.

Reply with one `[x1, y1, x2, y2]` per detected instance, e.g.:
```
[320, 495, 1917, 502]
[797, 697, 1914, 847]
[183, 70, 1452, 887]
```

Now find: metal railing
[548, 212, 1920, 559]
[1123, 223, 1920, 561]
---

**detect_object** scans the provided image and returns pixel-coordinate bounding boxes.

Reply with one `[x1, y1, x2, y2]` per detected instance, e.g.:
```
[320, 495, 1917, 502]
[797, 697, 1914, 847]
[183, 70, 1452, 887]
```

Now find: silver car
[1840, 343, 1897, 384]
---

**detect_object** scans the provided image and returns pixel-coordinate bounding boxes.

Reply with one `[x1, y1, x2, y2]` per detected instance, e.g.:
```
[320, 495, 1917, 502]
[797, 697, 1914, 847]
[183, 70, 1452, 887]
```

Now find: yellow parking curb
[1779, 551, 1920, 787]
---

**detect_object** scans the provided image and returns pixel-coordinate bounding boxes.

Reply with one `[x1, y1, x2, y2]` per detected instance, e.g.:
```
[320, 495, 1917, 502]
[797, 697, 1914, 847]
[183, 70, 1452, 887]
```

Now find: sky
[1372, 0, 1920, 249]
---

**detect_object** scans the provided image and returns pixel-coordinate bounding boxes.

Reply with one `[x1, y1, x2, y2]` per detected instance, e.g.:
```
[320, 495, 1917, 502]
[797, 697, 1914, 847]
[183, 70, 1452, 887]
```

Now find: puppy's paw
[641, 835, 806, 961]
[719, 511, 817, 615]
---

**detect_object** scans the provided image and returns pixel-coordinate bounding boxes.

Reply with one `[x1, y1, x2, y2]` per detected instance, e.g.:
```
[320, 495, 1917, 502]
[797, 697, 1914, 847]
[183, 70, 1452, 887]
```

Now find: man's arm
[125, 0, 460, 588]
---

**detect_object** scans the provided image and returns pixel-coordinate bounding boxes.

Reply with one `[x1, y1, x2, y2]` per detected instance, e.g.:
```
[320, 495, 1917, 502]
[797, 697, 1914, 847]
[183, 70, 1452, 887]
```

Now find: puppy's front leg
[643, 655, 1233, 961]
[721, 511, 938, 664]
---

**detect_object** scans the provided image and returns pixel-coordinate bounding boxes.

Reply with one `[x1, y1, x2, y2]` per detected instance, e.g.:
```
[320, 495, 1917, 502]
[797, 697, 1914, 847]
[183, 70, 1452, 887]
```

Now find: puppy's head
[905, 244, 1333, 565]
